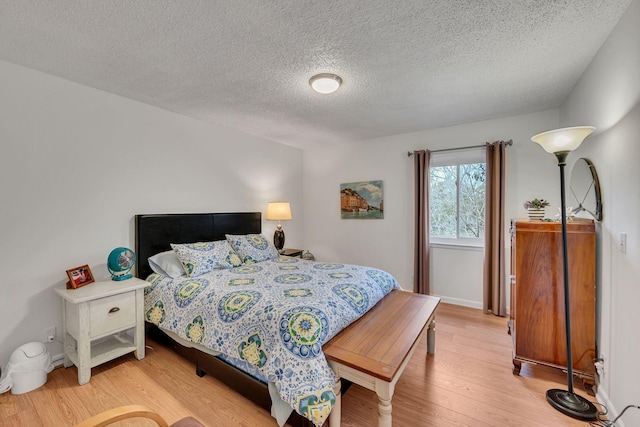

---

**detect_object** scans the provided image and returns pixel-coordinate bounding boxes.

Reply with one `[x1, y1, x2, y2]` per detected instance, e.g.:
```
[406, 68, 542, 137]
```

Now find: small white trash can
[0, 342, 54, 395]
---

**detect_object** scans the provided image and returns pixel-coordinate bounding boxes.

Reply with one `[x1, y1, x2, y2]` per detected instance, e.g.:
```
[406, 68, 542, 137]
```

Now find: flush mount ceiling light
[309, 73, 343, 94]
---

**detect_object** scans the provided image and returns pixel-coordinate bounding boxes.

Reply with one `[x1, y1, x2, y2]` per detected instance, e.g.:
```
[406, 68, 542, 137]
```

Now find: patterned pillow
[171, 240, 242, 277]
[225, 233, 280, 264]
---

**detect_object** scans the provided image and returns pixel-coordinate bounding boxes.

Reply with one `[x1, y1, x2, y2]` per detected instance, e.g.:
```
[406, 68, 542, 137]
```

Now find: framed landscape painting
[340, 180, 384, 219]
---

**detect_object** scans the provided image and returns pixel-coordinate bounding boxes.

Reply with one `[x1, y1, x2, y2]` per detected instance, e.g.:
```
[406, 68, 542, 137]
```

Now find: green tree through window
[430, 162, 486, 242]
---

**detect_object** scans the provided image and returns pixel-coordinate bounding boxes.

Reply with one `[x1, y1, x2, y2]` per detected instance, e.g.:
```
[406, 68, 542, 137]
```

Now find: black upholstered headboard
[134, 212, 261, 279]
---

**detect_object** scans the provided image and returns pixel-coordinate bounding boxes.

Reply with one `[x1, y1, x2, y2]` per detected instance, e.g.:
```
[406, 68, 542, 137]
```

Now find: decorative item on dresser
[54, 277, 149, 385]
[266, 201, 292, 252]
[529, 125, 598, 420]
[523, 198, 550, 221]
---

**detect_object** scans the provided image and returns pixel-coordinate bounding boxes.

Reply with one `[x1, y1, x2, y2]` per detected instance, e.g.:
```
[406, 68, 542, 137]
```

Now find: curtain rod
[407, 139, 513, 157]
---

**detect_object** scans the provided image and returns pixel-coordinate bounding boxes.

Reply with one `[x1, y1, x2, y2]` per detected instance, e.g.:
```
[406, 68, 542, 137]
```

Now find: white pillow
[148, 250, 186, 279]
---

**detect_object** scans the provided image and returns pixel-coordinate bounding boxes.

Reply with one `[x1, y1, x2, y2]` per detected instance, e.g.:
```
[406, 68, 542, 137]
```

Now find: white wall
[430, 245, 483, 308]
[0, 60, 304, 367]
[303, 109, 562, 308]
[560, 0, 640, 424]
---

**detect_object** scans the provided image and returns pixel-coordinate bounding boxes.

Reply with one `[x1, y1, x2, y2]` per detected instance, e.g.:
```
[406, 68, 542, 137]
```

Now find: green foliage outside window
[430, 162, 486, 240]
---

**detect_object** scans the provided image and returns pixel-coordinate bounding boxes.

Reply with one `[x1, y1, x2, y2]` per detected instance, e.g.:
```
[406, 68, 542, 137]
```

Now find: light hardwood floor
[0, 303, 599, 426]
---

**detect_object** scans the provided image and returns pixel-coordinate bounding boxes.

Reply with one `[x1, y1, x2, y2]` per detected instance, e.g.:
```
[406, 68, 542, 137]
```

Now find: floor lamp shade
[531, 126, 595, 154]
[531, 126, 598, 421]
[266, 202, 292, 251]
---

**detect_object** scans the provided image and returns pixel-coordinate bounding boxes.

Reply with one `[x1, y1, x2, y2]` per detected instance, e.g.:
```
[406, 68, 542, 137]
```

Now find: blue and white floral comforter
[143, 256, 399, 426]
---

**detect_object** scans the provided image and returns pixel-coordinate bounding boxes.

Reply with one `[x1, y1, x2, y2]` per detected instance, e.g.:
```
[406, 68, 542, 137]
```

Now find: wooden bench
[323, 290, 440, 427]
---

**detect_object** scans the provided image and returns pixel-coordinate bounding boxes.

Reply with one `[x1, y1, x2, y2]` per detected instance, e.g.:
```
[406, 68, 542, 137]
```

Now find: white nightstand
[54, 277, 148, 385]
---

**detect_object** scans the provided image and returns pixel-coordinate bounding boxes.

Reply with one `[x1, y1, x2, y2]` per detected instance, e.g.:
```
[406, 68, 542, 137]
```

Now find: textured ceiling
[0, 1, 632, 150]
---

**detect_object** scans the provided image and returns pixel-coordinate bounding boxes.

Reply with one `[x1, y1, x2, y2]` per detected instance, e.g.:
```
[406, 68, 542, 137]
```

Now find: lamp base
[273, 228, 285, 251]
[546, 389, 598, 421]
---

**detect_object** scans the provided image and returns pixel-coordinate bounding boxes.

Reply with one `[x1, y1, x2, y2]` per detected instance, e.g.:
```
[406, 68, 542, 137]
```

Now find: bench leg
[329, 378, 341, 427]
[377, 397, 392, 427]
[427, 318, 436, 355]
[375, 380, 394, 427]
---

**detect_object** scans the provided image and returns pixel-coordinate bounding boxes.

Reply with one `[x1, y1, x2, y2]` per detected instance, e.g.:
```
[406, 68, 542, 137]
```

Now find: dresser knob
[108, 307, 120, 314]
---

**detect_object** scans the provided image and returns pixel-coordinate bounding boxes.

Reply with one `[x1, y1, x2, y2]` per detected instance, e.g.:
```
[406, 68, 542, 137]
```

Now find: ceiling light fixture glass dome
[309, 73, 343, 94]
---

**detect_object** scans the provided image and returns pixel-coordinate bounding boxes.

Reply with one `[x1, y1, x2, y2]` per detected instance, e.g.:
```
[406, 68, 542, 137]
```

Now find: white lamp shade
[266, 202, 292, 221]
[531, 126, 595, 154]
[309, 73, 342, 94]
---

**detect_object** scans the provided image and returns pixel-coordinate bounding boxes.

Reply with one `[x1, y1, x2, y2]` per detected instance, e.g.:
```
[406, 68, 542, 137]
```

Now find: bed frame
[135, 212, 439, 427]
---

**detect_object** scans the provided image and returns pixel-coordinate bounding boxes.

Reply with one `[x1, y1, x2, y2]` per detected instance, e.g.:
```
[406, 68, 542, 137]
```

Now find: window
[429, 148, 486, 245]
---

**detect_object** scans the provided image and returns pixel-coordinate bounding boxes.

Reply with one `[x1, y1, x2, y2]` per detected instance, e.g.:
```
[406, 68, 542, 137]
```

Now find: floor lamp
[531, 126, 598, 420]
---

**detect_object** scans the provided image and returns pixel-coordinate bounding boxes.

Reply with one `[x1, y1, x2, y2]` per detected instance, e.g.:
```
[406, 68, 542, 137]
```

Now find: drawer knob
[108, 307, 120, 314]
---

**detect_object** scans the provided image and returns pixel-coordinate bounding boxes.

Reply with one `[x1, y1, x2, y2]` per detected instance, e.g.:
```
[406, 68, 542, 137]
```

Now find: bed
[135, 212, 439, 427]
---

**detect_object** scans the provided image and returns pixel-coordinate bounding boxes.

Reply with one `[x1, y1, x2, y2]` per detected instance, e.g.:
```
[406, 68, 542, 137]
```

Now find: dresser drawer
[90, 292, 136, 338]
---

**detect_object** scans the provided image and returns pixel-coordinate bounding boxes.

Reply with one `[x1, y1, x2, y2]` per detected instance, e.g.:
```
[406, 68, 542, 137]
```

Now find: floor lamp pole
[545, 151, 598, 420]
[558, 153, 574, 393]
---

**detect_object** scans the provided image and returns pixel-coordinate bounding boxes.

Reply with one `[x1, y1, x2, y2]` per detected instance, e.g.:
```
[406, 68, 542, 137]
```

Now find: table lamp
[266, 202, 292, 252]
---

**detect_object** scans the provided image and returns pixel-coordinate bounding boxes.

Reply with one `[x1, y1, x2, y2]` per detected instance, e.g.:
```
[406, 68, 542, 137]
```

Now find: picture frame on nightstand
[66, 264, 94, 289]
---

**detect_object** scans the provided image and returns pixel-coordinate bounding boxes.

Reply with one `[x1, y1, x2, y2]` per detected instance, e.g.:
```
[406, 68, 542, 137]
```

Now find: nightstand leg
[62, 301, 72, 368]
[77, 303, 91, 385]
[134, 289, 145, 360]
[77, 340, 91, 385]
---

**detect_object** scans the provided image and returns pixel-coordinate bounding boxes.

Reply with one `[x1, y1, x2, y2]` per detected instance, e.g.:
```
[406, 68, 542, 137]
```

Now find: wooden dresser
[509, 219, 596, 385]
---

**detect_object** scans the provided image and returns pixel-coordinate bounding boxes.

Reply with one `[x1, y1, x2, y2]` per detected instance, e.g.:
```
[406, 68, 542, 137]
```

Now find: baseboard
[432, 295, 482, 310]
[400, 289, 511, 314]
[596, 387, 624, 426]
[44, 340, 65, 368]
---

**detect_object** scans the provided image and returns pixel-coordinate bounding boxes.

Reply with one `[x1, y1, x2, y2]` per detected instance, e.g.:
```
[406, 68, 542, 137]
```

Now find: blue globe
[108, 247, 136, 281]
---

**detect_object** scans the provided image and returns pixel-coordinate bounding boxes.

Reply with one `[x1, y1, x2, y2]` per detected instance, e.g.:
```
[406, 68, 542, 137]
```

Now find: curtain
[413, 150, 430, 295]
[483, 141, 507, 316]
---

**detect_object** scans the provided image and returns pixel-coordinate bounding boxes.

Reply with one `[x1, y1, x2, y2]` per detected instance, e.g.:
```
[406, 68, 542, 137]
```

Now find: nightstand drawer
[90, 292, 136, 337]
